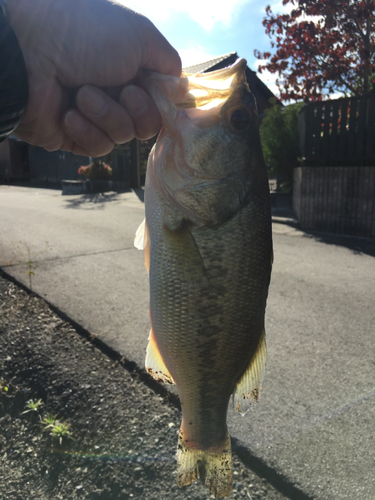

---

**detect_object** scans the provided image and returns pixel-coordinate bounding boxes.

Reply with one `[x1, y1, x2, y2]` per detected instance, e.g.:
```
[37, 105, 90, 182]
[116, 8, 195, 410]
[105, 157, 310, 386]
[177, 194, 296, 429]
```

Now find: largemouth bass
[135, 59, 273, 498]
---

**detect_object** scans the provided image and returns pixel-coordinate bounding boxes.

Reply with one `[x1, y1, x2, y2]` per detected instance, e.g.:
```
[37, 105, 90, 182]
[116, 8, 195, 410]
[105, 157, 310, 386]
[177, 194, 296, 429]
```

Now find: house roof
[183, 52, 238, 74]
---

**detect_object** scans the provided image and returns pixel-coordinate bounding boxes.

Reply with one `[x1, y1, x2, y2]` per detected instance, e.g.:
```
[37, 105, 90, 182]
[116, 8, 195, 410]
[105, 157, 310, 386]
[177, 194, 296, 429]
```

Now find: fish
[134, 58, 273, 498]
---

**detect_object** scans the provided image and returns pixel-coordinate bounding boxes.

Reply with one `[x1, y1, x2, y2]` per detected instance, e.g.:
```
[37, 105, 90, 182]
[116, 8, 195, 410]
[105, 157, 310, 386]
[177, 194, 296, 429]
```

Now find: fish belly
[145, 184, 272, 497]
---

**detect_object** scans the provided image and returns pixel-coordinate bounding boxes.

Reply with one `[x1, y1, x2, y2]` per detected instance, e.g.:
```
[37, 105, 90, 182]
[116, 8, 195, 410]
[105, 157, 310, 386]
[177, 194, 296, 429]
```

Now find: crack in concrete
[1, 246, 136, 267]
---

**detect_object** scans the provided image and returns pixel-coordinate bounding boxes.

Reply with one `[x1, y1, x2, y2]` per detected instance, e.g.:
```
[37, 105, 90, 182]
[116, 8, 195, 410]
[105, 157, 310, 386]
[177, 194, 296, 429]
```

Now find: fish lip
[182, 58, 248, 89]
[177, 58, 248, 110]
[138, 58, 248, 116]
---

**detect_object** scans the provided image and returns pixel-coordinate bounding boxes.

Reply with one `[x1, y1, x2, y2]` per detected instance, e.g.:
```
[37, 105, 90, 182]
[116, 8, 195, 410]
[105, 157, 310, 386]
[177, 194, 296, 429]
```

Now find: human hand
[7, 0, 181, 156]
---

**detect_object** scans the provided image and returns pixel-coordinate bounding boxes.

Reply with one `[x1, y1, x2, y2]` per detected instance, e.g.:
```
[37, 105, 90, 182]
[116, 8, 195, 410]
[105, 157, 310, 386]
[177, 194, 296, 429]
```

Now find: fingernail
[120, 86, 148, 117]
[80, 87, 107, 116]
[65, 111, 87, 134]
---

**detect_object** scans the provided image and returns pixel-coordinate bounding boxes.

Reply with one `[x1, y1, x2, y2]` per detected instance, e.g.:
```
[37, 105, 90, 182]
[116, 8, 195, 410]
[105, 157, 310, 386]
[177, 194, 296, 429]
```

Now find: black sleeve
[0, 0, 28, 143]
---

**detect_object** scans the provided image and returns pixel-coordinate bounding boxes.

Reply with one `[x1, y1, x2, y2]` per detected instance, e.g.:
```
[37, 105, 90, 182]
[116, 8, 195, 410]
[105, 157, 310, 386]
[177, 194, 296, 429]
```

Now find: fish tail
[176, 430, 232, 498]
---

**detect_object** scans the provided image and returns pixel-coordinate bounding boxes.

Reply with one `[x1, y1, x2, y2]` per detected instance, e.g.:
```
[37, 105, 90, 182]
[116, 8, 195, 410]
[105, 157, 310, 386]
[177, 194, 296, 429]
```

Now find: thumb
[137, 15, 182, 77]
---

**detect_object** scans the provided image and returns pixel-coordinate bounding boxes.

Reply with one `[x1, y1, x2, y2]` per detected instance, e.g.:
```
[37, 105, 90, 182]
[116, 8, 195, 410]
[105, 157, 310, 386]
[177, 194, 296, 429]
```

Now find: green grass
[22, 398, 44, 414]
[42, 413, 74, 444]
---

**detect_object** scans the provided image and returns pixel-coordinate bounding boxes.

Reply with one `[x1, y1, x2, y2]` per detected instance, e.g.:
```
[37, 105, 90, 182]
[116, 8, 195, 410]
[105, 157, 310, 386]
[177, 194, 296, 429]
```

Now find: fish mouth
[177, 58, 248, 110]
[138, 58, 248, 116]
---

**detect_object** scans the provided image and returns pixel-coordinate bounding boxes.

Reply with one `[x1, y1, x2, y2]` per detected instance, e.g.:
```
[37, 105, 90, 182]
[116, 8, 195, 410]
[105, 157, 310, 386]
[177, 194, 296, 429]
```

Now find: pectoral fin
[134, 218, 150, 273]
[134, 218, 146, 250]
[145, 328, 174, 385]
[233, 329, 266, 415]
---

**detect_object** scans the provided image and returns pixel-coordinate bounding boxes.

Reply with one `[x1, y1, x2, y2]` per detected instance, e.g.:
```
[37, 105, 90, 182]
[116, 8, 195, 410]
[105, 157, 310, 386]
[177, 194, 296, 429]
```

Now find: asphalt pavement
[1, 185, 374, 500]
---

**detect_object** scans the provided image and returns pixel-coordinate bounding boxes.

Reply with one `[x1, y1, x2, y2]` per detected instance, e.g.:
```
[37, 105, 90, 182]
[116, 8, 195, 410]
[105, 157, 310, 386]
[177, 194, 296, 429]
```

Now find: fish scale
[135, 58, 272, 497]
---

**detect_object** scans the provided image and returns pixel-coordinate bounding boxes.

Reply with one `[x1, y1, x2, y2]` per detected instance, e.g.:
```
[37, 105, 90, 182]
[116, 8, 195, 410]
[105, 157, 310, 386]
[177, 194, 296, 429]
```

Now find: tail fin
[176, 430, 232, 498]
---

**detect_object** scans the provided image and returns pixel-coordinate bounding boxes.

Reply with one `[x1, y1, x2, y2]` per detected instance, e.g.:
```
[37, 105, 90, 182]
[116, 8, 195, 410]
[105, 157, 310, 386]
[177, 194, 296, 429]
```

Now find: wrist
[0, 0, 29, 141]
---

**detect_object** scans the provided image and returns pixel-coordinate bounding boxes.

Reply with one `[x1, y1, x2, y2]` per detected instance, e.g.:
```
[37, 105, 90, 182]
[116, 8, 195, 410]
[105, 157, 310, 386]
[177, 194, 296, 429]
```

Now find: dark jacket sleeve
[0, 1, 28, 143]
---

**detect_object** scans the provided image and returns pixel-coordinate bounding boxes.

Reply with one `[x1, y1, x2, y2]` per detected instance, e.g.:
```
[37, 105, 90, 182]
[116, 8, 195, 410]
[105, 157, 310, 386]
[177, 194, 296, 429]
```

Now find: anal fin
[233, 329, 266, 415]
[145, 328, 174, 384]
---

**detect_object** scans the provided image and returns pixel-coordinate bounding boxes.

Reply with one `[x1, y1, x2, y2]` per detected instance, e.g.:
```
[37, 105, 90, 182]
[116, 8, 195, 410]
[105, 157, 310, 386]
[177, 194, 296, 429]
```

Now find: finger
[119, 85, 162, 140]
[63, 109, 114, 157]
[75, 85, 135, 144]
[59, 135, 96, 157]
[76, 85, 134, 144]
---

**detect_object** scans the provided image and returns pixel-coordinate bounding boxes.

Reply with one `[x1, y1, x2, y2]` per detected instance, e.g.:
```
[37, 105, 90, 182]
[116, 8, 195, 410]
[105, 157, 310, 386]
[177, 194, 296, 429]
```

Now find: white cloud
[261, 1, 323, 23]
[118, 0, 251, 31]
[263, 0, 294, 15]
[178, 48, 218, 69]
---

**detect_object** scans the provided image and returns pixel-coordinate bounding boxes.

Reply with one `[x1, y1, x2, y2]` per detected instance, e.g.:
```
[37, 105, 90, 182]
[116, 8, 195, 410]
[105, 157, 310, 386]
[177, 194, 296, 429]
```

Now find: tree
[255, 0, 375, 101]
[259, 101, 303, 187]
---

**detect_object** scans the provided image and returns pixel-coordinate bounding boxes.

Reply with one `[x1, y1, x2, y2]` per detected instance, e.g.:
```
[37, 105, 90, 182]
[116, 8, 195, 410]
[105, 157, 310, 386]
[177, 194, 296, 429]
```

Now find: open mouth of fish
[139, 57, 249, 119]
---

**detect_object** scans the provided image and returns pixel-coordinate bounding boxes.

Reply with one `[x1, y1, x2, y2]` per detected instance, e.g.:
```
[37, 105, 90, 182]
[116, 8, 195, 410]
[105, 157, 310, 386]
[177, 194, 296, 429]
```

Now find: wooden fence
[293, 166, 375, 238]
[298, 95, 375, 167]
[294, 96, 375, 237]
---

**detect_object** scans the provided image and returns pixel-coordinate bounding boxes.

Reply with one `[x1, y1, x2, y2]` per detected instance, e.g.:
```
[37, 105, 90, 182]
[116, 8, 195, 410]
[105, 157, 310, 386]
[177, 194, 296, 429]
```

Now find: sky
[119, 0, 292, 98]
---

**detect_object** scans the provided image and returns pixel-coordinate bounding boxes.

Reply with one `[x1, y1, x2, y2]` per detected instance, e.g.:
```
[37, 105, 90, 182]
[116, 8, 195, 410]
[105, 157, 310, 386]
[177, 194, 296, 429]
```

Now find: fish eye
[230, 108, 251, 131]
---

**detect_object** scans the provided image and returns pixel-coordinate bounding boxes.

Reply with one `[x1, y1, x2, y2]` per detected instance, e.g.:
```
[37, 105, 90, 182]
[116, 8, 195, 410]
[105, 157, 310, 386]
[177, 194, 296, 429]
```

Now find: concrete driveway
[1, 185, 374, 500]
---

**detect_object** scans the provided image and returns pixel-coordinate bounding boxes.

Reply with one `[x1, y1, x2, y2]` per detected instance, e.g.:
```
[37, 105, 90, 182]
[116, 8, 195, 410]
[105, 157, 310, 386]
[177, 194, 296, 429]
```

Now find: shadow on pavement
[302, 230, 375, 258]
[62, 188, 145, 209]
[133, 188, 145, 203]
[63, 192, 123, 210]
[271, 207, 375, 257]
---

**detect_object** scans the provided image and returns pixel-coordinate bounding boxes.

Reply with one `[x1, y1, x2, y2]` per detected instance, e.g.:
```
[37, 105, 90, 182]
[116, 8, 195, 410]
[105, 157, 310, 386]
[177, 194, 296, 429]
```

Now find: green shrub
[260, 100, 304, 189]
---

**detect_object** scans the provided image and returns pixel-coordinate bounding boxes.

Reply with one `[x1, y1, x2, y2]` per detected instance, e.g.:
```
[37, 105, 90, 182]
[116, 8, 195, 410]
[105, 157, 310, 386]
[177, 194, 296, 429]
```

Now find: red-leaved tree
[255, 0, 375, 101]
